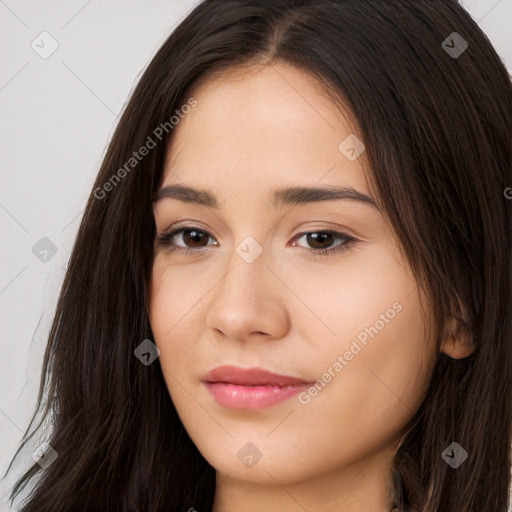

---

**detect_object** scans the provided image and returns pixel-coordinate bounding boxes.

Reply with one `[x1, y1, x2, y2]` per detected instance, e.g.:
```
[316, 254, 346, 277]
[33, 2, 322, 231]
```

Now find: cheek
[149, 265, 179, 363]
[283, 289, 435, 482]
[324, 297, 433, 412]
[148, 260, 211, 387]
[297, 284, 435, 454]
[285, 244, 435, 434]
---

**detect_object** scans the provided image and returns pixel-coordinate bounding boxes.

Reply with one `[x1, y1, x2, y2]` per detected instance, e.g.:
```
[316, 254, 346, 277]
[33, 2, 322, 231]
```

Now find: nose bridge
[221, 234, 269, 308]
[220, 216, 270, 288]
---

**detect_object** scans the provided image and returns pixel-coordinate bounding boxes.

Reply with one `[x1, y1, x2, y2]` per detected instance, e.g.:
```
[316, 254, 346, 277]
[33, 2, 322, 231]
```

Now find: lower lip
[204, 382, 311, 410]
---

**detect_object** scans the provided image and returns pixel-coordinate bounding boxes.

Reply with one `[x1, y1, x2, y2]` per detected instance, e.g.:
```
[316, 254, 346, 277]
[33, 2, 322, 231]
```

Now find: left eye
[157, 227, 356, 257]
[292, 231, 355, 254]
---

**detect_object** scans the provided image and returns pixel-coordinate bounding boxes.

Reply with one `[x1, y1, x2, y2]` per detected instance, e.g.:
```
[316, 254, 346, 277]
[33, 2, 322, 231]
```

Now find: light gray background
[1, 1, 511, 510]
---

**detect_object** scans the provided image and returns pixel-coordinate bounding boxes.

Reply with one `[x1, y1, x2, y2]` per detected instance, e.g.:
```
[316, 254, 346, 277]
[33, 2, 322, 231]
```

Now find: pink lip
[203, 365, 313, 410]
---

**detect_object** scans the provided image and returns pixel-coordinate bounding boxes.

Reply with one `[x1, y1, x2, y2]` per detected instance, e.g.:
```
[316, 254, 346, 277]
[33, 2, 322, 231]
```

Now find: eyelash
[157, 226, 357, 257]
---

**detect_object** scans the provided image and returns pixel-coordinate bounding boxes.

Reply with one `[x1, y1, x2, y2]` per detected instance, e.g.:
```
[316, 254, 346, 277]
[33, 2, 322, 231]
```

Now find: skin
[149, 62, 473, 512]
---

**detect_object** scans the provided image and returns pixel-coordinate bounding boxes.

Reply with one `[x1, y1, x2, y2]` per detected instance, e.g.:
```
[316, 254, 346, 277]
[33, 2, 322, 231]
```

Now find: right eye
[157, 227, 218, 254]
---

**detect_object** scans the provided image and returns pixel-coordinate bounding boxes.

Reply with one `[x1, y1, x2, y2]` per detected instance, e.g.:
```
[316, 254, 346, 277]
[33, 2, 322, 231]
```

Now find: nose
[205, 246, 290, 343]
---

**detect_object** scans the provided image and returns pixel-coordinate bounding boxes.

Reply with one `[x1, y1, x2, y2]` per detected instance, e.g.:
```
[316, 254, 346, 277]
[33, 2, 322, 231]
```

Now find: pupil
[185, 230, 207, 247]
[308, 232, 332, 249]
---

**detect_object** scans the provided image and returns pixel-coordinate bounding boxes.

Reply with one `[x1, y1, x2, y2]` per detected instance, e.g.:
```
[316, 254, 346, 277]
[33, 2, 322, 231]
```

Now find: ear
[440, 315, 475, 359]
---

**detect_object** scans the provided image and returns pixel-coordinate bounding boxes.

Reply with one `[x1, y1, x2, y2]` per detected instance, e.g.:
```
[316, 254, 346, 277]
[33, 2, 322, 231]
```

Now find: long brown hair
[4, 1, 511, 510]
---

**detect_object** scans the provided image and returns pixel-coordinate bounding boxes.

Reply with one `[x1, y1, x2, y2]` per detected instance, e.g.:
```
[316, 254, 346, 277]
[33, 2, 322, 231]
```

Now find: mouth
[202, 365, 314, 410]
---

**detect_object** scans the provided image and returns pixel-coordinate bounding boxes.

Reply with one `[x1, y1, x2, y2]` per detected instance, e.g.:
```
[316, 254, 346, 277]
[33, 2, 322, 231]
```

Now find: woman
[4, 1, 511, 511]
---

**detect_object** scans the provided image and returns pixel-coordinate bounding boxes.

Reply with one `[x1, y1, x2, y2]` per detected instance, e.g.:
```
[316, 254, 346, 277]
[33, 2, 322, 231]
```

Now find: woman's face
[149, 62, 438, 492]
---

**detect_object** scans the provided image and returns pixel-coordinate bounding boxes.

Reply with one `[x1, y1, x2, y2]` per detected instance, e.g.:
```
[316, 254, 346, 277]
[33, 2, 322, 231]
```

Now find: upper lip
[203, 365, 312, 387]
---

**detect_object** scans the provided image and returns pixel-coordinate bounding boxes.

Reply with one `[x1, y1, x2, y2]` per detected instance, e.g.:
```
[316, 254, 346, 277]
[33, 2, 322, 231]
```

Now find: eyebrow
[154, 184, 379, 210]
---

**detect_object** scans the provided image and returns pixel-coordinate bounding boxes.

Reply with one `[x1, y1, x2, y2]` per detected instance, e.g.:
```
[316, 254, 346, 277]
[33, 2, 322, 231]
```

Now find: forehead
[160, 62, 371, 205]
